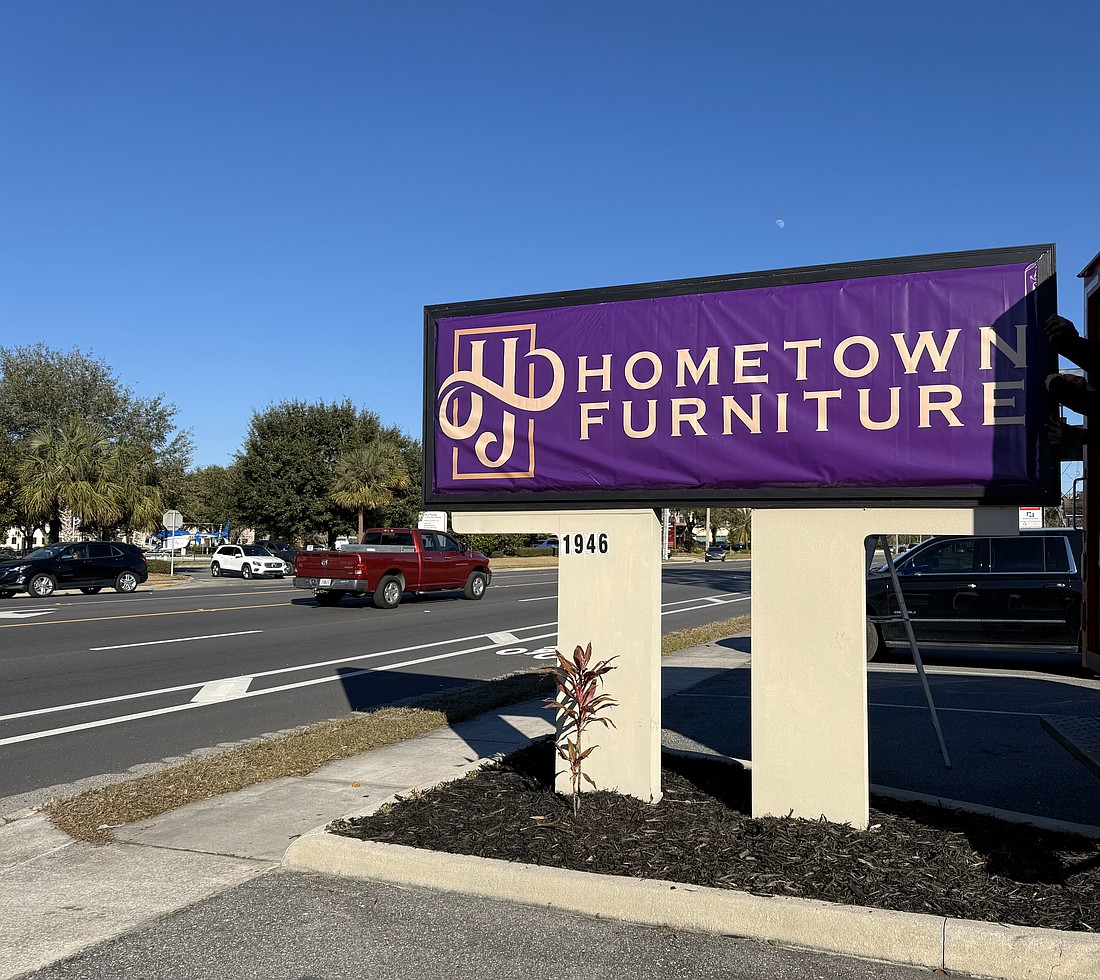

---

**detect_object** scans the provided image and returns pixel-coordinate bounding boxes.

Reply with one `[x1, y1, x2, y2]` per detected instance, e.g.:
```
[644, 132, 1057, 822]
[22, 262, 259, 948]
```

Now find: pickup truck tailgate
[294, 552, 361, 580]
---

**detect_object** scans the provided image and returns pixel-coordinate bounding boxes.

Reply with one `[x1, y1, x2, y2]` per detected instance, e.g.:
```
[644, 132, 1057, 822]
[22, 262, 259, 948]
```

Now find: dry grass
[661, 615, 750, 653]
[44, 614, 750, 843]
[46, 671, 555, 843]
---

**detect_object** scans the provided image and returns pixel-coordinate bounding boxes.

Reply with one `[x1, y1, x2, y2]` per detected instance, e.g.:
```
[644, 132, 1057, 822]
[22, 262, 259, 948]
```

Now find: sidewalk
[3, 641, 1100, 979]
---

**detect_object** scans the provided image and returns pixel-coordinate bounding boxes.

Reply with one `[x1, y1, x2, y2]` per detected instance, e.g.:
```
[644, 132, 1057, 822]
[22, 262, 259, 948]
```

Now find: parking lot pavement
[662, 638, 1100, 830]
[20, 870, 949, 980]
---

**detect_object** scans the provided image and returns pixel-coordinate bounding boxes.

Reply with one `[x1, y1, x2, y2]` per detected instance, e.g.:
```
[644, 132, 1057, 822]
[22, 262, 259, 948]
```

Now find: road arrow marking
[191, 676, 254, 703]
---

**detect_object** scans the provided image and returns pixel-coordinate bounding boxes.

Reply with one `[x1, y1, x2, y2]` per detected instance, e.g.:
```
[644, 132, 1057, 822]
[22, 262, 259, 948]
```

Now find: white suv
[210, 545, 288, 579]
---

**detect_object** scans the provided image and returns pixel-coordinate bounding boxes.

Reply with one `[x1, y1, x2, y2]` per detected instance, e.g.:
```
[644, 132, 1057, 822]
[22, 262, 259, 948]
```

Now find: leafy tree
[710, 507, 753, 547]
[717, 510, 752, 547]
[0, 344, 190, 541]
[376, 431, 423, 529]
[330, 437, 411, 540]
[0, 435, 19, 536]
[175, 464, 237, 529]
[0, 344, 192, 466]
[15, 419, 163, 541]
[233, 400, 417, 544]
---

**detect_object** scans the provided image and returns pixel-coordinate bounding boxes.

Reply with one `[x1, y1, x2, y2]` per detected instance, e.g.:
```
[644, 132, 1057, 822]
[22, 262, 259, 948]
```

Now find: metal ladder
[869, 536, 952, 769]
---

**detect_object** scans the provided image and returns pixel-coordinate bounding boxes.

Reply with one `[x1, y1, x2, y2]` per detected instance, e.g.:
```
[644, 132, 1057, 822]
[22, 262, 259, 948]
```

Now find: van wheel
[866, 618, 881, 661]
[374, 575, 402, 609]
[464, 571, 488, 600]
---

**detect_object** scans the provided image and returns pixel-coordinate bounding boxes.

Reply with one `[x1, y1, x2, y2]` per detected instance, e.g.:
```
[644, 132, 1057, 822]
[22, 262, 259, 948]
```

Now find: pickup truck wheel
[866, 618, 881, 662]
[464, 571, 488, 601]
[374, 575, 402, 609]
[315, 590, 344, 606]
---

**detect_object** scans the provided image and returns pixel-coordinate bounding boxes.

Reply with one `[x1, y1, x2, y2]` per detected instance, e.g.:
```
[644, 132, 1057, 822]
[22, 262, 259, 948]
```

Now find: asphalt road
[0, 560, 751, 802]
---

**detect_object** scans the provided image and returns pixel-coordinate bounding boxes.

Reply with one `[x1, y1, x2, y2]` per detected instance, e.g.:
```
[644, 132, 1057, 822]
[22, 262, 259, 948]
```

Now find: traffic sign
[162, 510, 184, 531]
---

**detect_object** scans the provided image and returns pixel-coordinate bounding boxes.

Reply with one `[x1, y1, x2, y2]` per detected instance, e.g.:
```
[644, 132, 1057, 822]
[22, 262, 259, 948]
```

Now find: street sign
[162, 510, 183, 531]
[1019, 507, 1043, 529]
[418, 511, 448, 532]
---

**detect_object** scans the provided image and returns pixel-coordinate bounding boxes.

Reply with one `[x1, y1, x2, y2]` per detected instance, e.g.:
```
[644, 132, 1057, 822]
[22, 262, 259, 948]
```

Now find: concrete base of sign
[452, 509, 662, 802]
[750, 505, 1018, 829]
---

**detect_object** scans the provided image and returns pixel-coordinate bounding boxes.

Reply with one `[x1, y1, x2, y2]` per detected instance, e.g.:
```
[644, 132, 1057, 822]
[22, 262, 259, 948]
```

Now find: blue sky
[2, 1, 1097, 487]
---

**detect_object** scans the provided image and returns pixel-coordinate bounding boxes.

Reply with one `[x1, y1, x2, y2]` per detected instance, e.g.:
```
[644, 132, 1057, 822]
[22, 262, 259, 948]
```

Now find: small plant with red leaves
[545, 642, 618, 815]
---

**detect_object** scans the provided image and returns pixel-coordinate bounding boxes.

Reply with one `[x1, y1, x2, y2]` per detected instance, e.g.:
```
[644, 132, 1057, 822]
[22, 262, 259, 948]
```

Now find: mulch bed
[330, 738, 1100, 933]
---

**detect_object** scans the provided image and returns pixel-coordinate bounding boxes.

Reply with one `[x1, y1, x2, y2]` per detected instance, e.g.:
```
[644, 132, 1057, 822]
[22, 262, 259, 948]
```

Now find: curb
[284, 831, 1100, 980]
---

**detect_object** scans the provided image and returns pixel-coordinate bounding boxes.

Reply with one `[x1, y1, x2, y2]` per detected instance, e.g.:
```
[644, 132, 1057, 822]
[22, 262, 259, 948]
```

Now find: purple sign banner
[424, 246, 1057, 507]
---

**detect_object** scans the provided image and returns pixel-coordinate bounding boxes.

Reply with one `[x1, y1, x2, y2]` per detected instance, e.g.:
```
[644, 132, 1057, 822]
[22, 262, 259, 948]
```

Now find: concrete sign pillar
[452, 509, 663, 802]
[750, 505, 1018, 829]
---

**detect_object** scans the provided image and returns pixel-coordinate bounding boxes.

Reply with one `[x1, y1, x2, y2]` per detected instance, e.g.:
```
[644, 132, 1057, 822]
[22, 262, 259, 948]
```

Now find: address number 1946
[561, 533, 609, 555]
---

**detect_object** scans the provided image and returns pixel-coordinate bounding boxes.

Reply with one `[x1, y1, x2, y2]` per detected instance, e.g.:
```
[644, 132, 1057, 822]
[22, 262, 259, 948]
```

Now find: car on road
[255, 539, 299, 563]
[0, 541, 149, 598]
[530, 537, 558, 556]
[704, 544, 727, 562]
[210, 544, 288, 579]
[866, 529, 1083, 659]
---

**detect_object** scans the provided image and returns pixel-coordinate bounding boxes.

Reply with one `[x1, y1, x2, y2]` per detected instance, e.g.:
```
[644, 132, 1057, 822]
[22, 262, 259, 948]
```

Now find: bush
[514, 547, 557, 558]
[145, 559, 173, 574]
[457, 533, 530, 557]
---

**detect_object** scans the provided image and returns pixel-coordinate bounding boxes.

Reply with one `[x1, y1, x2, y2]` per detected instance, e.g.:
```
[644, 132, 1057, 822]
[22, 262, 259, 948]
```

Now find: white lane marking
[486, 631, 519, 644]
[2, 590, 752, 742]
[0, 611, 53, 619]
[91, 630, 263, 651]
[0, 622, 558, 724]
[0, 632, 560, 746]
[191, 676, 254, 703]
[521, 592, 749, 606]
[663, 596, 750, 616]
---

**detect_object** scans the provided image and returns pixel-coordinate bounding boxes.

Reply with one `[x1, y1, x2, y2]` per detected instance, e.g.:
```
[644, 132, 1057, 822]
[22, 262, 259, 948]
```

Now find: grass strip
[661, 614, 750, 654]
[45, 615, 749, 843]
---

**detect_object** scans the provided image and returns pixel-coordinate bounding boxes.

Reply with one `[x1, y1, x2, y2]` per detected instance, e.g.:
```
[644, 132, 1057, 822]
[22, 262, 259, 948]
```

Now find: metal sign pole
[879, 535, 952, 769]
[162, 510, 183, 579]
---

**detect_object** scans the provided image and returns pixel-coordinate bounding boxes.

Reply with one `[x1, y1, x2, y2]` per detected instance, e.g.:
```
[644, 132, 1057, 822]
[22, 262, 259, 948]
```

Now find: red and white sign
[1019, 506, 1043, 529]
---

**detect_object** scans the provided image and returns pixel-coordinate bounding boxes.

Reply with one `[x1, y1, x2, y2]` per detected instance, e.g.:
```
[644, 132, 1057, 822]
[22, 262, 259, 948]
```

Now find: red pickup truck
[292, 528, 492, 608]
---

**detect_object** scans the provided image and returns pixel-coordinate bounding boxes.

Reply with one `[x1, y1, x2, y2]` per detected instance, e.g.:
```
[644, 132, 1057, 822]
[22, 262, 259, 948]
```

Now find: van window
[989, 537, 1045, 573]
[904, 538, 977, 574]
[1045, 536, 1072, 573]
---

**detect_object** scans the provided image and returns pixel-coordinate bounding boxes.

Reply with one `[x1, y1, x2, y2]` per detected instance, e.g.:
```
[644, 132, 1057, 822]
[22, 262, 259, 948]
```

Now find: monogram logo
[437, 324, 565, 480]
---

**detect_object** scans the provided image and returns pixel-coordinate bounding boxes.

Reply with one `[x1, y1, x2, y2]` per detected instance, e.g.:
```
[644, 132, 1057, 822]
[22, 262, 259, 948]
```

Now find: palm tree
[329, 439, 411, 540]
[725, 507, 753, 549]
[17, 419, 116, 542]
[101, 438, 163, 538]
[16, 419, 163, 542]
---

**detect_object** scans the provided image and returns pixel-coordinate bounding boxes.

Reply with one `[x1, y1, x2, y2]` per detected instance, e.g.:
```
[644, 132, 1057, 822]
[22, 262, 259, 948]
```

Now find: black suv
[0, 541, 149, 598]
[866, 529, 1082, 659]
[254, 540, 298, 563]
